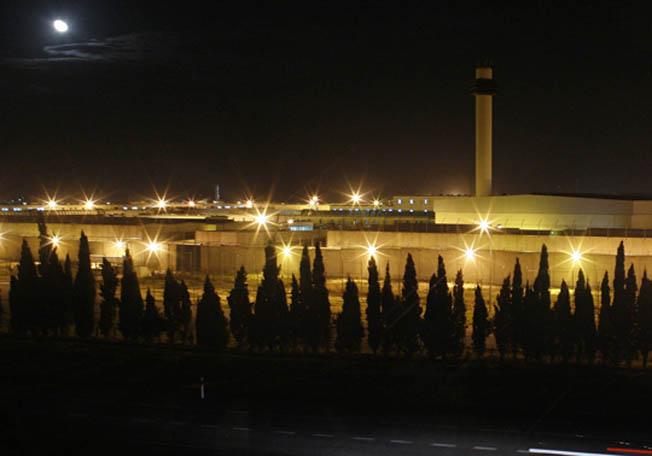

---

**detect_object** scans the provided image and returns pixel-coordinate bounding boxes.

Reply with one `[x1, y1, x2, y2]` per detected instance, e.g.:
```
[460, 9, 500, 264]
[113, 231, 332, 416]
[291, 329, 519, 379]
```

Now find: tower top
[471, 61, 496, 96]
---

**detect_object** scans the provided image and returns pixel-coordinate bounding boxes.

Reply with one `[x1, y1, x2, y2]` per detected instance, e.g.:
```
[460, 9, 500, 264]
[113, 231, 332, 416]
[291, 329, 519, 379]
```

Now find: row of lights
[47, 236, 161, 254]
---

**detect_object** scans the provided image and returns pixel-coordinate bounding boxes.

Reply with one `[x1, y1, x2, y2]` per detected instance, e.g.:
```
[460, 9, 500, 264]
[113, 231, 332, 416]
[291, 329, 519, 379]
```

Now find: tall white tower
[471, 62, 496, 197]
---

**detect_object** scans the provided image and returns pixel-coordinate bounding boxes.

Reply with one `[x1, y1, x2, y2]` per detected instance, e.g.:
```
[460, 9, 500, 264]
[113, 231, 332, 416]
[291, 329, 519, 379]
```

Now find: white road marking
[473, 446, 497, 451]
[529, 449, 614, 456]
[390, 439, 413, 444]
[312, 433, 334, 438]
[352, 436, 375, 441]
[431, 442, 457, 448]
[233, 426, 251, 432]
[275, 430, 296, 435]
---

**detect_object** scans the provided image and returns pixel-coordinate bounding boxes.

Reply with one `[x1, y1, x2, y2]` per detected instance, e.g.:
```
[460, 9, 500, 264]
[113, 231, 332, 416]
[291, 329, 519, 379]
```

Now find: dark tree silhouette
[11, 240, 38, 334]
[99, 258, 119, 338]
[397, 253, 421, 356]
[366, 256, 382, 355]
[335, 278, 364, 353]
[163, 269, 181, 342]
[598, 271, 615, 364]
[381, 264, 397, 355]
[452, 270, 466, 358]
[532, 245, 552, 361]
[119, 249, 144, 340]
[621, 263, 638, 366]
[422, 256, 452, 359]
[472, 285, 489, 357]
[47, 251, 66, 335]
[299, 245, 314, 351]
[288, 274, 302, 350]
[611, 241, 628, 364]
[312, 242, 331, 350]
[575, 270, 596, 364]
[73, 231, 96, 338]
[553, 279, 573, 363]
[521, 283, 540, 361]
[228, 265, 252, 349]
[253, 243, 288, 350]
[36, 219, 55, 334]
[61, 254, 74, 335]
[179, 280, 193, 343]
[494, 276, 511, 360]
[511, 258, 524, 357]
[143, 288, 162, 343]
[637, 271, 652, 367]
[195, 275, 228, 349]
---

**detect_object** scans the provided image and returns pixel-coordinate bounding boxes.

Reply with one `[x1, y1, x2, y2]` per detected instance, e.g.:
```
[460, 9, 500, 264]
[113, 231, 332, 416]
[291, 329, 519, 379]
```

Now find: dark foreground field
[1, 335, 651, 455]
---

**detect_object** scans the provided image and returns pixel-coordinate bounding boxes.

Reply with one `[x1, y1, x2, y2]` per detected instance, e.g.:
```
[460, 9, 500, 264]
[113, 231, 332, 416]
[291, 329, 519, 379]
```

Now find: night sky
[1, 1, 651, 202]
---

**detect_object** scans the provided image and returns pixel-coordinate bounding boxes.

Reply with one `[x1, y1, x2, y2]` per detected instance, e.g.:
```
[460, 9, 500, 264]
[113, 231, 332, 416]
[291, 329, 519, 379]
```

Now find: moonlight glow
[53, 19, 68, 33]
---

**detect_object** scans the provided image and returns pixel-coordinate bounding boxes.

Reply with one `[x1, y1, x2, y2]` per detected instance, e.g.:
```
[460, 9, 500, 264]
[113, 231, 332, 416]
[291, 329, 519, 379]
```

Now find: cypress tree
[637, 271, 652, 367]
[312, 242, 331, 350]
[179, 280, 193, 343]
[288, 274, 302, 350]
[494, 276, 511, 360]
[621, 263, 638, 366]
[612, 241, 627, 364]
[472, 285, 489, 357]
[73, 231, 95, 338]
[195, 275, 228, 349]
[366, 256, 382, 354]
[397, 253, 421, 356]
[9, 276, 18, 333]
[36, 219, 54, 334]
[163, 268, 181, 343]
[422, 256, 452, 359]
[119, 248, 144, 340]
[511, 258, 524, 357]
[253, 243, 289, 350]
[575, 270, 597, 364]
[452, 270, 466, 358]
[227, 265, 252, 349]
[598, 271, 615, 364]
[62, 254, 75, 335]
[99, 258, 119, 338]
[381, 264, 397, 355]
[13, 239, 38, 335]
[299, 245, 315, 351]
[522, 283, 539, 361]
[335, 278, 364, 353]
[554, 279, 573, 363]
[143, 288, 162, 343]
[533, 244, 552, 361]
[47, 251, 66, 335]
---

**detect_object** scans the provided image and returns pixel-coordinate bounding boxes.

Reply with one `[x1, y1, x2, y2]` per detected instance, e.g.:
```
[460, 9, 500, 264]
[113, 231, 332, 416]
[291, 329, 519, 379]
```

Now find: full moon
[53, 19, 68, 33]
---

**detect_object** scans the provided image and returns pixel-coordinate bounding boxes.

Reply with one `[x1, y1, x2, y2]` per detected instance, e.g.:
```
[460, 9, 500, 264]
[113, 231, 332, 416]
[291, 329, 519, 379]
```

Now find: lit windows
[397, 199, 402, 204]
[409, 199, 414, 205]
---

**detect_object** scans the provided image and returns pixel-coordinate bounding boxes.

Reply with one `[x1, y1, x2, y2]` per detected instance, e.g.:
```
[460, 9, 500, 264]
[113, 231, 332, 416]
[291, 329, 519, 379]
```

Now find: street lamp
[84, 200, 95, 210]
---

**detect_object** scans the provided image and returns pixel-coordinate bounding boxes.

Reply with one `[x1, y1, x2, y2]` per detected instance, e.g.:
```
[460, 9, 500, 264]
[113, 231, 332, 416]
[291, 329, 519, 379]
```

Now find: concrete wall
[187, 230, 652, 297]
[431, 194, 640, 230]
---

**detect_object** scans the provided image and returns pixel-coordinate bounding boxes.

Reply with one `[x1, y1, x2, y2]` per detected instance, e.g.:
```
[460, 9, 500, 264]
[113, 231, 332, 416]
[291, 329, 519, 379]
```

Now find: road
[4, 403, 651, 455]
